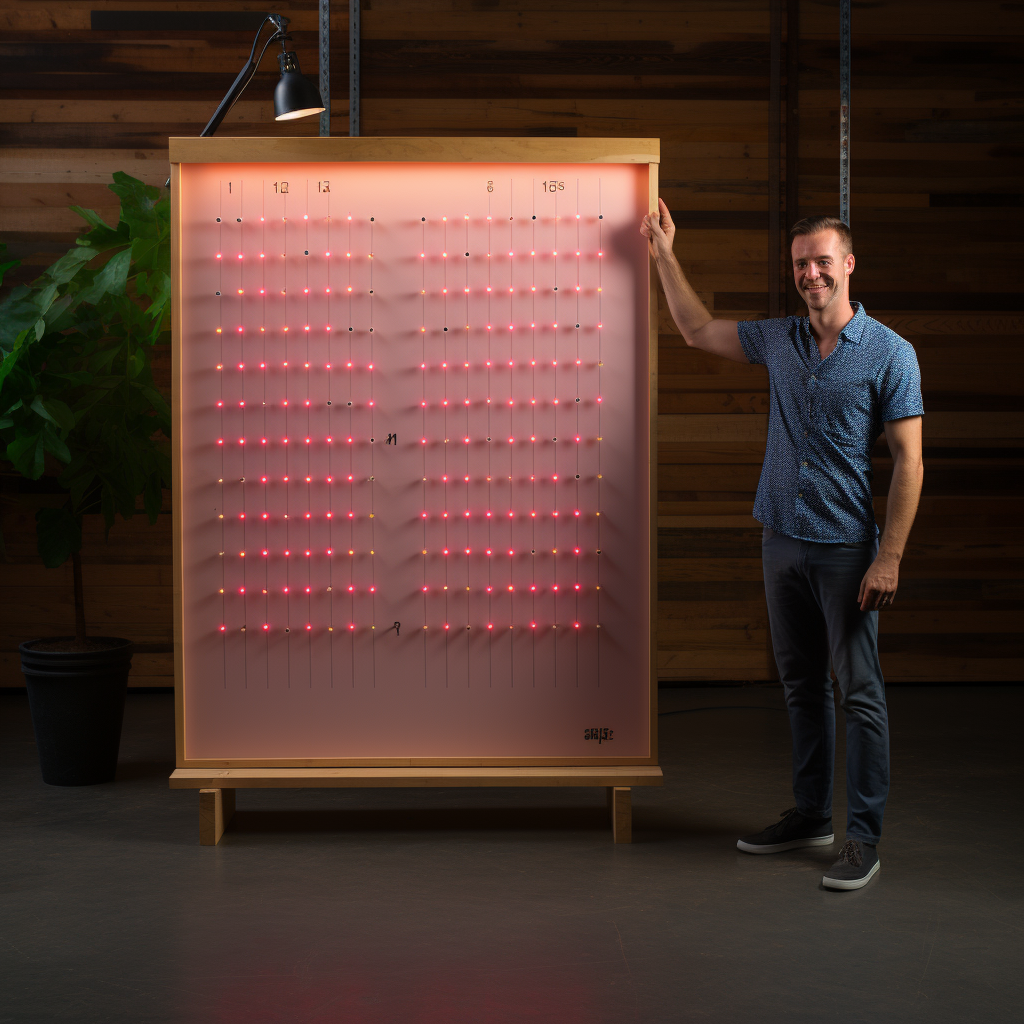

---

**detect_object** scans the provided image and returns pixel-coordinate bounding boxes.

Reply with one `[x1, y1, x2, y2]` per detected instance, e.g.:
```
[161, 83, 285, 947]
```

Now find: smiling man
[642, 205, 924, 890]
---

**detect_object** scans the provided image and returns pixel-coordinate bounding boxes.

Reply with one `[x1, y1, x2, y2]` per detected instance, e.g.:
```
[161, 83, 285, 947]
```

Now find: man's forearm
[654, 250, 713, 344]
[878, 452, 924, 562]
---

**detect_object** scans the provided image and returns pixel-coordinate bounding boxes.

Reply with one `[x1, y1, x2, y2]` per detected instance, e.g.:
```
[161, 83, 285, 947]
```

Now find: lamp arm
[199, 15, 289, 138]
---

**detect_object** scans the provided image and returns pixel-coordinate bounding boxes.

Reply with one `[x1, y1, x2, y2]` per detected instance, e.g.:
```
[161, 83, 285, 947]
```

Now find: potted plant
[0, 173, 172, 785]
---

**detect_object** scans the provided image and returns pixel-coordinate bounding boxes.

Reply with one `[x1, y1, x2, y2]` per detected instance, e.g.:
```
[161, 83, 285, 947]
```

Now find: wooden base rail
[171, 766, 663, 846]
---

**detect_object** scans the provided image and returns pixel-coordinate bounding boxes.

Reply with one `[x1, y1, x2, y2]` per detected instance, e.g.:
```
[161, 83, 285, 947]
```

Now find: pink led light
[215, 253, 222, 259]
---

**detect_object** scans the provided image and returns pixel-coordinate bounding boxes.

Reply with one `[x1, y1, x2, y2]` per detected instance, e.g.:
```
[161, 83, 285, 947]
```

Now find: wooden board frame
[170, 137, 660, 771]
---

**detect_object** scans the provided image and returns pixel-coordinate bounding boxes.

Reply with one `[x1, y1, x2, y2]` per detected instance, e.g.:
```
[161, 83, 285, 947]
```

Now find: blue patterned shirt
[737, 302, 924, 543]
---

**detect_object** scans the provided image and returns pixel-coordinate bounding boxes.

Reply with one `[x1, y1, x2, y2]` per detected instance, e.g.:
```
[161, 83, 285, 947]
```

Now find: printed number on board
[273, 181, 289, 194]
[542, 180, 565, 193]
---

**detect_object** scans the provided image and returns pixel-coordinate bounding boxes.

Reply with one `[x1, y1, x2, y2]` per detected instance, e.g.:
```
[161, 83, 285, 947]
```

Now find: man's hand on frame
[640, 198, 675, 262]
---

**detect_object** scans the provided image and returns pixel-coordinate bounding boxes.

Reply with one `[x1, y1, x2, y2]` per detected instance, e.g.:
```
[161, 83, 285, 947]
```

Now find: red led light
[262, 624, 269, 631]
[219, 625, 226, 632]
[487, 623, 493, 630]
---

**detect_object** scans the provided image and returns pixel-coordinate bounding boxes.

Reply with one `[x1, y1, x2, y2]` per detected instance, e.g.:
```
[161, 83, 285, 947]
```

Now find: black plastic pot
[20, 637, 134, 786]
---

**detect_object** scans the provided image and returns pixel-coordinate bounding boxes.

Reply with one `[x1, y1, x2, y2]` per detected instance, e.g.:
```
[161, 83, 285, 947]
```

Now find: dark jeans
[762, 527, 890, 845]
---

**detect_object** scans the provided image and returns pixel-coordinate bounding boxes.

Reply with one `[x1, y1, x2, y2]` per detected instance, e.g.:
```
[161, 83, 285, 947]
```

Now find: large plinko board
[171, 138, 658, 767]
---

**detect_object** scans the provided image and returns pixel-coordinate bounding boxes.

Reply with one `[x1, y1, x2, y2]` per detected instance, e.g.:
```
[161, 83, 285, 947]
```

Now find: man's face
[791, 230, 855, 311]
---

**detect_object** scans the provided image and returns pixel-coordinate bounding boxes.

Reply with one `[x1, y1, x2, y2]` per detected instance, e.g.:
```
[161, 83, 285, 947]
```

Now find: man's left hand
[858, 553, 900, 611]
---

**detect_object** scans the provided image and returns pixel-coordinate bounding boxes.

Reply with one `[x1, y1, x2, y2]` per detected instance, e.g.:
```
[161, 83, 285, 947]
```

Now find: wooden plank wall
[1, 0, 1021, 687]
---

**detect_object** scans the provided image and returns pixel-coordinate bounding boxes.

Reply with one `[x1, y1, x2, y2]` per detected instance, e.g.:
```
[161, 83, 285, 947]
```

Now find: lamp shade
[274, 51, 325, 121]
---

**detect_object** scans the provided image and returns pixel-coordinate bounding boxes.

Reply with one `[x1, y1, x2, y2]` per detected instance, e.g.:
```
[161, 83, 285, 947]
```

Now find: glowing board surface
[177, 159, 651, 762]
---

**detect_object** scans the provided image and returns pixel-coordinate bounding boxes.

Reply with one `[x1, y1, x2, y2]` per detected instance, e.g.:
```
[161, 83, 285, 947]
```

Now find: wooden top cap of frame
[168, 136, 660, 165]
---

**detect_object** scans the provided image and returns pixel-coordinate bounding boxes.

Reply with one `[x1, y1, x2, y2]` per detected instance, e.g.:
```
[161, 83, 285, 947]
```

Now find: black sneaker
[822, 839, 880, 890]
[736, 807, 834, 854]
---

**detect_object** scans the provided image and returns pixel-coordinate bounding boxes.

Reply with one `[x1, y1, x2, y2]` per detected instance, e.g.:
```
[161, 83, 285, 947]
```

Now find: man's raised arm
[641, 198, 748, 363]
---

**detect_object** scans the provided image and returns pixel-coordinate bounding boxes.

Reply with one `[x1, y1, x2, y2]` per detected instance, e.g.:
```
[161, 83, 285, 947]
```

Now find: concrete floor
[1, 685, 1020, 1024]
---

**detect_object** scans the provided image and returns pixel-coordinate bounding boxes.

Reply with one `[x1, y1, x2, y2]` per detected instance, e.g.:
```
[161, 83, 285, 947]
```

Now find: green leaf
[72, 207, 130, 251]
[30, 396, 75, 433]
[109, 173, 162, 240]
[43, 293, 77, 333]
[7, 431, 45, 479]
[40, 422, 71, 463]
[0, 289, 43, 353]
[35, 505, 81, 569]
[77, 248, 131, 305]
[44, 245, 99, 287]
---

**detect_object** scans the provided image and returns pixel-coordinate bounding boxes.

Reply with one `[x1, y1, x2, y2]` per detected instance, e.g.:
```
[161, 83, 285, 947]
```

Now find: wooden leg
[611, 786, 631, 844]
[606, 786, 614, 815]
[199, 788, 235, 846]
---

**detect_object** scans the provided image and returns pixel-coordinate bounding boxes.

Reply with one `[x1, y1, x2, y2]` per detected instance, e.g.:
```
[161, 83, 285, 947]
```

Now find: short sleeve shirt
[737, 302, 924, 543]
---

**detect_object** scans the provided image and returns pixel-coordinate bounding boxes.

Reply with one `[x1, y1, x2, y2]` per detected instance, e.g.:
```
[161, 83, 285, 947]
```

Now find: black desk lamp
[166, 14, 324, 185]
[200, 13, 324, 136]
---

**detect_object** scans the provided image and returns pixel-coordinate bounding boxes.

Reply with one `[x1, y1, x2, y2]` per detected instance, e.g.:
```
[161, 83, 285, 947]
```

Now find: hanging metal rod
[350, 0, 360, 136]
[319, 0, 330, 136]
[839, 0, 851, 225]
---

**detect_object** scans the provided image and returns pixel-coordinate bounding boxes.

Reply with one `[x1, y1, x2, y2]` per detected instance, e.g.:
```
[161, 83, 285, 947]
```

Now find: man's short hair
[790, 215, 853, 256]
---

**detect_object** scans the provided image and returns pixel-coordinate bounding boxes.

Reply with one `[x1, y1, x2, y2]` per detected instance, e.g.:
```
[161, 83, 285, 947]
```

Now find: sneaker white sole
[736, 834, 834, 854]
[822, 859, 880, 890]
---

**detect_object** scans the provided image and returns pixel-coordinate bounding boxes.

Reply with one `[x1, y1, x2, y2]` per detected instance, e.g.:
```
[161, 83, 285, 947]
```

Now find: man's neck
[808, 298, 856, 358]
